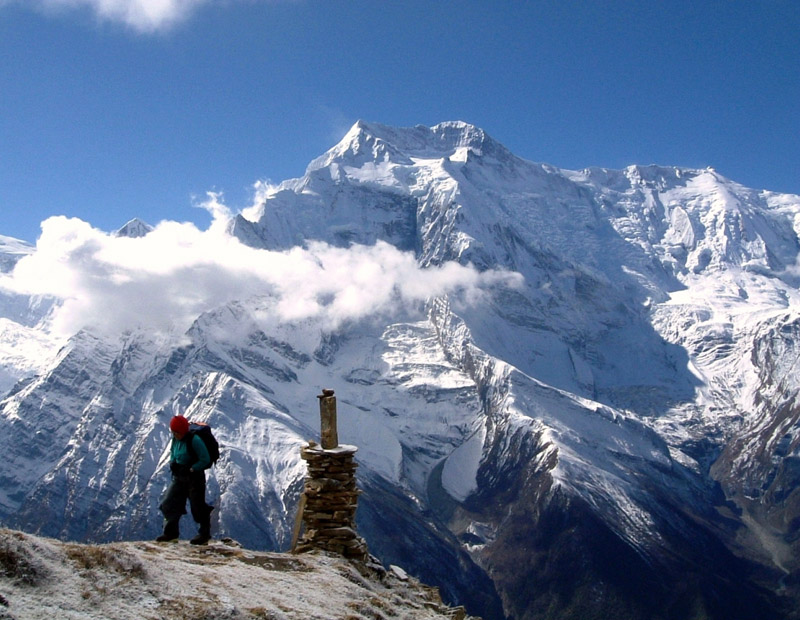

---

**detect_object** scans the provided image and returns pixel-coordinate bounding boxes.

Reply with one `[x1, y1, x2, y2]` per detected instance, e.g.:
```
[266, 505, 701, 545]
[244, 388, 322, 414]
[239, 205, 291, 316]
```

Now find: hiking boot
[156, 519, 179, 542]
[190, 506, 212, 545]
[155, 533, 179, 542]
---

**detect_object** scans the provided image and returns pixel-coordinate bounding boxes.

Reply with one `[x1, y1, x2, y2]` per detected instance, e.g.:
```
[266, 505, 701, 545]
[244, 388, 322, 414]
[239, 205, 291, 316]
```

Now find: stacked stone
[295, 440, 369, 561]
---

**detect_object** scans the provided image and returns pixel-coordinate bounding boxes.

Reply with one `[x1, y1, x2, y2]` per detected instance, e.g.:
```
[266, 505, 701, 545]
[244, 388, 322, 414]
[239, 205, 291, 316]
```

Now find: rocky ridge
[0, 527, 472, 620]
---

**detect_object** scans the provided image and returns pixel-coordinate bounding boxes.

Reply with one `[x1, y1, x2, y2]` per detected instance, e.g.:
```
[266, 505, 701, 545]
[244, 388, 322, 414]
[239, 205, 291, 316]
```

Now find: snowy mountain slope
[1, 121, 799, 618]
[0, 296, 502, 616]
[0, 236, 59, 395]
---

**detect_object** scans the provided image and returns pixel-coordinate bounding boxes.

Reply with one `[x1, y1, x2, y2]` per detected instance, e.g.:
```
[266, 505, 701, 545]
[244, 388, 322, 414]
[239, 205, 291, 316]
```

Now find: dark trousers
[159, 471, 212, 535]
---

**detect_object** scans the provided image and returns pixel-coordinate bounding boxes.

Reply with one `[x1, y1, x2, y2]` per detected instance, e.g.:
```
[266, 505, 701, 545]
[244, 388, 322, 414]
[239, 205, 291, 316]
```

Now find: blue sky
[1, 0, 798, 243]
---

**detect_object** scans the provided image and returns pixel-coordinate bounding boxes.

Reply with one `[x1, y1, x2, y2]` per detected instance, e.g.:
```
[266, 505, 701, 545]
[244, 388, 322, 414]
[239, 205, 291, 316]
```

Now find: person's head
[169, 415, 189, 440]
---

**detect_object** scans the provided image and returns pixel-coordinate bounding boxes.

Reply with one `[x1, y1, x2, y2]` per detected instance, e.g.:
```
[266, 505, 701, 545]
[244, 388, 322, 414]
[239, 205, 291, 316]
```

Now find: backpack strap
[184, 430, 198, 467]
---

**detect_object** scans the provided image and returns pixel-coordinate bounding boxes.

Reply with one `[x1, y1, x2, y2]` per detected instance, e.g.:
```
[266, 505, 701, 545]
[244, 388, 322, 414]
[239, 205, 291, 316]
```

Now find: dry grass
[64, 543, 147, 579]
[0, 532, 45, 586]
[245, 607, 284, 620]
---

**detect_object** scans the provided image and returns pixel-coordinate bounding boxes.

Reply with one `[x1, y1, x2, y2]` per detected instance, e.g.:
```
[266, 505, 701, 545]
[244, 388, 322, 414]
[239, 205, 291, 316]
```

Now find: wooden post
[290, 493, 307, 554]
[318, 389, 338, 450]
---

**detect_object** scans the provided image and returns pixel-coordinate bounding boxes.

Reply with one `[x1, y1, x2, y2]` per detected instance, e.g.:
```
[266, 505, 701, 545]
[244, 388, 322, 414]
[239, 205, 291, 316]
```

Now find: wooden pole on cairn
[318, 388, 338, 449]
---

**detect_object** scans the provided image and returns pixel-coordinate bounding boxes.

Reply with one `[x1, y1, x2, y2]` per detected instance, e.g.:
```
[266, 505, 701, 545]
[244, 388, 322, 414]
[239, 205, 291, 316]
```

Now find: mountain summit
[315, 120, 509, 165]
[1, 121, 799, 619]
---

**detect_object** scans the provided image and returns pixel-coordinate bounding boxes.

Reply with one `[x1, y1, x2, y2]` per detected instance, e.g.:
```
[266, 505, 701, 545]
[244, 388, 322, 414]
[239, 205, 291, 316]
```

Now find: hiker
[157, 415, 214, 545]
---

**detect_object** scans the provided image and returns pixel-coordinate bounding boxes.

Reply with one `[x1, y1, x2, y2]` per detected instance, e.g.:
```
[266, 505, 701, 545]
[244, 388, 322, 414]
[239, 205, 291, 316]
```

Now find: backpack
[186, 421, 220, 468]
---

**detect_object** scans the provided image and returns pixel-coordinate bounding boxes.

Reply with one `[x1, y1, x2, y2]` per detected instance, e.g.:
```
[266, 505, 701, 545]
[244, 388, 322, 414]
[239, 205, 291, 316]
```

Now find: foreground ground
[0, 529, 472, 620]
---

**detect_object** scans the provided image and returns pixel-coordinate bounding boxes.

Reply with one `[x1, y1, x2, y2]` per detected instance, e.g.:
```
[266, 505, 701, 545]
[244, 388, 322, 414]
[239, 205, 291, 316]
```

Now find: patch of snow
[441, 423, 486, 501]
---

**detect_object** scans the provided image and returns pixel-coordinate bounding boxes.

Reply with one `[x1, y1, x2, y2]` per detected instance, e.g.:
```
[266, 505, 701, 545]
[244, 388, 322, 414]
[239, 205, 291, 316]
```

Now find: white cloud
[14, 0, 212, 32]
[0, 200, 522, 339]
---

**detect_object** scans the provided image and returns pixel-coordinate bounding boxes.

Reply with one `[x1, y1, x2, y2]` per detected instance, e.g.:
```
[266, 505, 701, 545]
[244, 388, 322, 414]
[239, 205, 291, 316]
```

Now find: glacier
[1, 120, 799, 619]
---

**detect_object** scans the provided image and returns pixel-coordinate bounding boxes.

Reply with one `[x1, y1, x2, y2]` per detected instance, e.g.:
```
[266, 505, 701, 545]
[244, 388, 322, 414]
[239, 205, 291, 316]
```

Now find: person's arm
[169, 439, 185, 475]
[190, 434, 211, 471]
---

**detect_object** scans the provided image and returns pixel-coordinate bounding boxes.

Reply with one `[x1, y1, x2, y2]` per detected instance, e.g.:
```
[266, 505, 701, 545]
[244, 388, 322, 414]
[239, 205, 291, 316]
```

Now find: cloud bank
[0, 203, 521, 339]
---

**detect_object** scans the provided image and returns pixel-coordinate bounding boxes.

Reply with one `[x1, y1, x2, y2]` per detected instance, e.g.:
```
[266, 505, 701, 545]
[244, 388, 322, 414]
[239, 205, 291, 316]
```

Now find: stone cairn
[292, 389, 369, 561]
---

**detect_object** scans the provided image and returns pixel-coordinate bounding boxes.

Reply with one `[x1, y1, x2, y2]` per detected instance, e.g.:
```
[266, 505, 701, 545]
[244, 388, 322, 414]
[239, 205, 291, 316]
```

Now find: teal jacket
[171, 433, 211, 471]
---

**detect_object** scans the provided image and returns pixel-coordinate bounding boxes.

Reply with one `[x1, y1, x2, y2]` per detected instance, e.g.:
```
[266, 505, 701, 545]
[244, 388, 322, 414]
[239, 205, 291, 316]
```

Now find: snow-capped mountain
[1, 121, 799, 619]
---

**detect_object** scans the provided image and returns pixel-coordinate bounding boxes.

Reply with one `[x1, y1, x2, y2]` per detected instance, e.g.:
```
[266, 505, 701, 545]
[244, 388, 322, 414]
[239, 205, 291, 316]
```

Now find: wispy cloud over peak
[12, 0, 212, 33]
[0, 208, 522, 339]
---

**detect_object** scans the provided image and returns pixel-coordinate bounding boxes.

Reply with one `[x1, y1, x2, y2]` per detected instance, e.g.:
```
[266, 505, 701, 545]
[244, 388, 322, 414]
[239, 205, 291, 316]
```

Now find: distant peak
[115, 218, 153, 238]
[0, 234, 32, 252]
